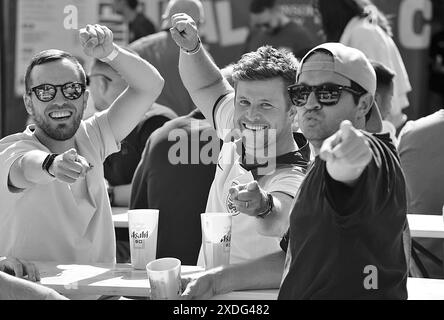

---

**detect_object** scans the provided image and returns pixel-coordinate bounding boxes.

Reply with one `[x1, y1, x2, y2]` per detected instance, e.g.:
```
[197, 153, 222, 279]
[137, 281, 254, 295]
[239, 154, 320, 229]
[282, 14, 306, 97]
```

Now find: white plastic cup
[128, 209, 159, 270]
[146, 258, 182, 300]
[200, 212, 232, 269]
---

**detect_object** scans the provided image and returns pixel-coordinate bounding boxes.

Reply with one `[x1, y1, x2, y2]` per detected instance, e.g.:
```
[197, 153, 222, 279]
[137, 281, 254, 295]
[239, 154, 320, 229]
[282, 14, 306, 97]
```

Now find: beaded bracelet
[181, 37, 202, 55]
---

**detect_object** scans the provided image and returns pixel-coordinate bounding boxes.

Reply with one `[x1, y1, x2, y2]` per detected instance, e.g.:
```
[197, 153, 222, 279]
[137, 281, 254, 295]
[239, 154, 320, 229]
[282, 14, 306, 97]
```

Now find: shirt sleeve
[0, 136, 45, 203]
[266, 167, 306, 198]
[82, 111, 120, 162]
[324, 133, 400, 228]
[213, 92, 236, 140]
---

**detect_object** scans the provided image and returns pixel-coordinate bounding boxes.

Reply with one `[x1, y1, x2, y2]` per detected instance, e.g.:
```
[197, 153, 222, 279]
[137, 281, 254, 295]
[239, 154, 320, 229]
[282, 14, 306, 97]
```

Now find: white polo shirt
[0, 111, 119, 263]
[198, 93, 307, 265]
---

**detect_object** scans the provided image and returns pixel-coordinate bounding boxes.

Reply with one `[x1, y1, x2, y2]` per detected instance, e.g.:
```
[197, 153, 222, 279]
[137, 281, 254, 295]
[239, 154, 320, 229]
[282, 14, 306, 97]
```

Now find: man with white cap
[279, 42, 407, 299]
[181, 43, 408, 300]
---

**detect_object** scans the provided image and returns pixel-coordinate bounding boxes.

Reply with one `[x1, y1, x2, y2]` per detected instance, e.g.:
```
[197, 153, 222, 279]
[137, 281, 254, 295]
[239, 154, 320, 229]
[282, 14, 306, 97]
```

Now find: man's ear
[357, 93, 373, 118]
[23, 94, 34, 116]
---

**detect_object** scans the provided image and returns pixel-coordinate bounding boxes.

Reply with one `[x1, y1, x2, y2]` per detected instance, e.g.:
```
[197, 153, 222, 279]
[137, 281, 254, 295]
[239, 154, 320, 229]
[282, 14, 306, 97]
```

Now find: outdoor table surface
[34, 261, 444, 300]
[407, 214, 444, 238]
[113, 208, 444, 239]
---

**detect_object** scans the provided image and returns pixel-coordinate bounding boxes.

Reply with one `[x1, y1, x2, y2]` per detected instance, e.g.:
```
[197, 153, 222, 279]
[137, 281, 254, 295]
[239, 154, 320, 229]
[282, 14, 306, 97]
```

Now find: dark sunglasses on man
[28, 82, 86, 103]
[287, 83, 365, 107]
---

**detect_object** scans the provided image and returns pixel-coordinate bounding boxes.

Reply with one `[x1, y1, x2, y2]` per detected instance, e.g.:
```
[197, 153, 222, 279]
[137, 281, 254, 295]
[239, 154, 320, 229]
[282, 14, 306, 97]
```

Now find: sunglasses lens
[34, 85, 56, 102]
[316, 85, 341, 106]
[63, 83, 84, 100]
[289, 86, 310, 107]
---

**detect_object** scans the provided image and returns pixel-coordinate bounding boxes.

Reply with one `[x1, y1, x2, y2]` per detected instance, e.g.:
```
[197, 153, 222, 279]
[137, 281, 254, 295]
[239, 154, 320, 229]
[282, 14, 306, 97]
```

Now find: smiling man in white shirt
[170, 14, 310, 265]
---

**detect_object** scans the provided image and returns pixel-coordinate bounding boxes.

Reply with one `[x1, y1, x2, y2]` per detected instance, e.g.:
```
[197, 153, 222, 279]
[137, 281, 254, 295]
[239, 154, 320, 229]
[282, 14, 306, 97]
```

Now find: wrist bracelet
[256, 193, 274, 219]
[42, 153, 58, 177]
[100, 45, 120, 63]
[181, 37, 201, 55]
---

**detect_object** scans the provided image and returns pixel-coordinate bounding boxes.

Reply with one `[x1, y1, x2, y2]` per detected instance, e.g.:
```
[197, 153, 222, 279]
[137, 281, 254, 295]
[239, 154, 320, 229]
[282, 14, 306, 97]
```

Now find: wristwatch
[256, 193, 274, 219]
[42, 153, 58, 177]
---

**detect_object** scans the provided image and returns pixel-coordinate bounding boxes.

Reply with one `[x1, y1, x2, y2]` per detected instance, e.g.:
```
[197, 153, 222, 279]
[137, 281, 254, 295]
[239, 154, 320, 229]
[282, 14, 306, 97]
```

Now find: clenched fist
[170, 13, 200, 51]
[79, 24, 115, 60]
[49, 149, 93, 184]
[320, 120, 372, 184]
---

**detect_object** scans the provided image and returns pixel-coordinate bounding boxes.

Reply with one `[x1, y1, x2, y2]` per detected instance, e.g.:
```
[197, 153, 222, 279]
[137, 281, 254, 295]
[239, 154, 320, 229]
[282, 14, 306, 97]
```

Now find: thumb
[170, 27, 186, 46]
[63, 148, 78, 162]
[247, 181, 260, 192]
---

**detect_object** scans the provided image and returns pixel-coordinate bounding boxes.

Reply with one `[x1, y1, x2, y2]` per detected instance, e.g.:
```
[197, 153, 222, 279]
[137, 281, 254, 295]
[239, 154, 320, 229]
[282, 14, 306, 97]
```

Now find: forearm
[109, 45, 164, 95]
[256, 193, 291, 237]
[112, 184, 131, 207]
[179, 46, 232, 121]
[106, 46, 165, 142]
[215, 251, 285, 294]
[9, 151, 54, 189]
[0, 272, 67, 300]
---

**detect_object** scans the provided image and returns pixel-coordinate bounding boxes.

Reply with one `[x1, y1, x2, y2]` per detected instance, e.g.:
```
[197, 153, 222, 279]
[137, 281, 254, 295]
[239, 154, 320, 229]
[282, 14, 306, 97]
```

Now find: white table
[112, 207, 129, 228]
[113, 209, 444, 239]
[34, 261, 444, 300]
[407, 214, 444, 238]
[34, 261, 276, 299]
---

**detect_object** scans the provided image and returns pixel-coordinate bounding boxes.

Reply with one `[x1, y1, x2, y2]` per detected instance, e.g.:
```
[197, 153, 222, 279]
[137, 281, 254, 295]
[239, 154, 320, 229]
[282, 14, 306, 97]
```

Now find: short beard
[32, 111, 82, 141]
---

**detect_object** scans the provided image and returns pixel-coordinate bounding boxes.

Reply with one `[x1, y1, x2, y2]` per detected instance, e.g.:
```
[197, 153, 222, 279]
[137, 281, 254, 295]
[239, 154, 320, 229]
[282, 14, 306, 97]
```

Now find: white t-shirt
[0, 111, 120, 263]
[198, 93, 306, 265]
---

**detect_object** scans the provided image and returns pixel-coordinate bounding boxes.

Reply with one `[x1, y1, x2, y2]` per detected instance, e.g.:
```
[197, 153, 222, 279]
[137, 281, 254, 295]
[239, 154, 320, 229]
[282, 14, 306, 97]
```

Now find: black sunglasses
[86, 74, 113, 86]
[287, 83, 365, 107]
[29, 82, 86, 102]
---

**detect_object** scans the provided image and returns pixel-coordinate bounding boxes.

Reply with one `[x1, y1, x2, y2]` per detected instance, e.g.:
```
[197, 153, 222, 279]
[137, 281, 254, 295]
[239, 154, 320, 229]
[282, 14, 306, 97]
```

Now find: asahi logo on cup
[131, 230, 150, 249]
[220, 231, 231, 252]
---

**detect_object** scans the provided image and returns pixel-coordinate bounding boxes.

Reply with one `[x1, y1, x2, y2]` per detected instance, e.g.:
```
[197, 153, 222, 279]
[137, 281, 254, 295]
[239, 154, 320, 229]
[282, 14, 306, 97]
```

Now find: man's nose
[303, 91, 322, 111]
[246, 105, 261, 120]
[52, 88, 67, 103]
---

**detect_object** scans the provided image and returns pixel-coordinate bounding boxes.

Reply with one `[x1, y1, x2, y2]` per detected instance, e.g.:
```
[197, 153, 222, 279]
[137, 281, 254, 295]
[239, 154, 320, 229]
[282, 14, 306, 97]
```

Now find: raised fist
[79, 24, 114, 60]
[170, 13, 200, 51]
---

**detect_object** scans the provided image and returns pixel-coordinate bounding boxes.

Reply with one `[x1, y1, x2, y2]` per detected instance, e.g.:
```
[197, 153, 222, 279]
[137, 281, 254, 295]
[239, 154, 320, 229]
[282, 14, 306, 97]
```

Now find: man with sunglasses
[279, 42, 408, 299]
[0, 24, 164, 264]
[180, 43, 408, 300]
[170, 14, 310, 266]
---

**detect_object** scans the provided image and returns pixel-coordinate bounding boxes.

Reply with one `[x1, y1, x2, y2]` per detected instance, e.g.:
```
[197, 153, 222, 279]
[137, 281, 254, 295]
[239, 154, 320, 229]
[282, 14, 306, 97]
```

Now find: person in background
[244, 0, 317, 59]
[130, 0, 205, 116]
[398, 110, 444, 279]
[88, 58, 177, 207]
[315, 0, 411, 129]
[113, 0, 156, 43]
[170, 14, 310, 266]
[371, 60, 397, 145]
[0, 25, 164, 263]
